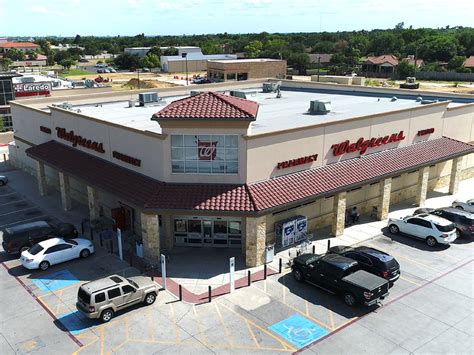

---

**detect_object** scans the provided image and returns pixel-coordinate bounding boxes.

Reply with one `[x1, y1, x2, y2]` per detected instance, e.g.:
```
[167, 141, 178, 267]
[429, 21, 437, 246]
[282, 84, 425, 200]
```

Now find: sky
[0, 0, 473, 37]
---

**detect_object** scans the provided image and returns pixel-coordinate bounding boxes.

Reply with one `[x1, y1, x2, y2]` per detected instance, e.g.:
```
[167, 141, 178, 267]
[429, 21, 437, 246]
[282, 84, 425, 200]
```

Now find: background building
[161, 51, 237, 72]
[207, 59, 287, 81]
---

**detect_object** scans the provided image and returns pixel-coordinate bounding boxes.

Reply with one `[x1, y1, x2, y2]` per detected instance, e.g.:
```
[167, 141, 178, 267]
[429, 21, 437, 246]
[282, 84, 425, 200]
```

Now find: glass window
[434, 223, 455, 232]
[229, 221, 241, 234]
[214, 221, 227, 234]
[188, 220, 202, 233]
[29, 244, 44, 255]
[107, 288, 121, 299]
[122, 285, 135, 294]
[95, 292, 106, 303]
[174, 219, 187, 232]
[171, 134, 238, 174]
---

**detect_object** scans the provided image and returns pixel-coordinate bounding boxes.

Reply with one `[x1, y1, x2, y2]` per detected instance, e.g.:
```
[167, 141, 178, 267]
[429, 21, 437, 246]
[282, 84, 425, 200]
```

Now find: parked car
[452, 199, 474, 213]
[0, 175, 8, 185]
[107, 67, 117, 73]
[76, 274, 159, 322]
[97, 69, 106, 73]
[388, 214, 457, 247]
[413, 207, 435, 215]
[142, 67, 150, 72]
[291, 253, 389, 307]
[414, 207, 473, 238]
[2, 221, 78, 255]
[20, 237, 94, 271]
[327, 246, 400, 285]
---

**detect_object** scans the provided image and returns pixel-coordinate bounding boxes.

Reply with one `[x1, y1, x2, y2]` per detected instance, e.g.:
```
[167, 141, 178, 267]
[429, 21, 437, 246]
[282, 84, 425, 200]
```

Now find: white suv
[388, 214, 457, 247]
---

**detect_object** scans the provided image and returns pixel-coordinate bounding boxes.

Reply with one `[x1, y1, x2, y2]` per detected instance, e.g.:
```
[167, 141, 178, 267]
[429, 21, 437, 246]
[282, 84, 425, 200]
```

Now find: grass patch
[61, 69, 91, 77]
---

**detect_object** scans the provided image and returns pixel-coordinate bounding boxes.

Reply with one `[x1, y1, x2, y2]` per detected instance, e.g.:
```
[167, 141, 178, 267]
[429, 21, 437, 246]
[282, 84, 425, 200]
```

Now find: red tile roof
[364, 55, 399, 66]
[0, 42, 39, 49]
[26, 137, 473, 214]
[464, 55, 474, 68]
[247, 137, 474, 211]
[153, 91, 258, 121]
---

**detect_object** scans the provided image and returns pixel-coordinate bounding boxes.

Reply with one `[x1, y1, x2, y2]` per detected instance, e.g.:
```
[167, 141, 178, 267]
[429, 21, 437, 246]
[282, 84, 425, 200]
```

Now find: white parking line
[0, 207, 36, 218]
[0, 199, 26, 207]
[0, 215, 46, 229]
[0, 193, 16, 198]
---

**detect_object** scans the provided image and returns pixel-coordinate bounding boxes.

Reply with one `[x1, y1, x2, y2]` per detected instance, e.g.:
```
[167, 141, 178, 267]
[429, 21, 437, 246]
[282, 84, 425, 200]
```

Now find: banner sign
[14, 82, 52, 97]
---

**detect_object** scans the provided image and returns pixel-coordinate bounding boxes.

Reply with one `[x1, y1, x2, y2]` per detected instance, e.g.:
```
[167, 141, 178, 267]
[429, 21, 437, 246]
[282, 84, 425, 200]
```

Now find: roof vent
[138, 92, 159, 106]
[229, 90, 247, 99]
[416, 96, 423, 102]
[391, 96, 398, 101]
[52, 102, 74, 110]
[420, 99, 437, 104]
[309, 100, 331, 115]
[262, 81, 281, 93]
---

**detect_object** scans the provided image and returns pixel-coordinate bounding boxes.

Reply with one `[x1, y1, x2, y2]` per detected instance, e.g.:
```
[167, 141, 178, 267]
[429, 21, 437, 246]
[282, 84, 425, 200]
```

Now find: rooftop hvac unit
[309, 100, 331, 114]
[190, 91, 201, 97]
[229, 90, 247, 99]
[128, 99, 136, 108]
[138, 92, 159, 106]
[262, 82, 277, 93]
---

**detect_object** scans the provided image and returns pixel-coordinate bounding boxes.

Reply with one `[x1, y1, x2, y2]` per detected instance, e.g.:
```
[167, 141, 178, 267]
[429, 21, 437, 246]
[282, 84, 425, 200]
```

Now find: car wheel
[389, 224, 400, 234]
[100, 309, 114, 323]
[39, 261, 50, 271]
[293, 269, 304, 282]
[19, 246, 30, 253]
[0, 181, 5, 186]
[144, 292, 157, 305]
[455, 206, 464, 211]
[426, 236, 437, 247]
[80, 249, 90, 258]
[343, 292, 356, 307]
[456, 229, 462, 239]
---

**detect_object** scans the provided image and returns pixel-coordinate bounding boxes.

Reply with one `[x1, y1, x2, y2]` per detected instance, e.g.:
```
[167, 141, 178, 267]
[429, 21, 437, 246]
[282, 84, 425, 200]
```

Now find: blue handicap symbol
[32, 269, 80, 292]
[269, 314, 329, 349]
[57, 311, 97, 335]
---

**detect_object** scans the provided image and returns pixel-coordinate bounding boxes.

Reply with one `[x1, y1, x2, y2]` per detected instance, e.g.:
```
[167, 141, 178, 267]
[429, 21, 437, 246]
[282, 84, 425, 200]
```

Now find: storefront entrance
[173, 216, 242, 248]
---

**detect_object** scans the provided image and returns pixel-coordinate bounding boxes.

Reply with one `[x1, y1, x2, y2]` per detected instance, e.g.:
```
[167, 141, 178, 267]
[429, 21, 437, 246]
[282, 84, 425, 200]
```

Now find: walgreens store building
[9, 80, 474, 267]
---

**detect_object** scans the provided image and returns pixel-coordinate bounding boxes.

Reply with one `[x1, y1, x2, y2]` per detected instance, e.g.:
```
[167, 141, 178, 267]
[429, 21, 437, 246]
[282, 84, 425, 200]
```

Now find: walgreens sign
[331, 131, 406, 156]
[14, 82, 52, 98]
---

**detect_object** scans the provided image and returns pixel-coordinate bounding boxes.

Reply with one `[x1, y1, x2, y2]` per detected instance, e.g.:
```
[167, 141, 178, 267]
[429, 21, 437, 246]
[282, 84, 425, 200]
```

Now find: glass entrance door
[203, 220, 213, 247]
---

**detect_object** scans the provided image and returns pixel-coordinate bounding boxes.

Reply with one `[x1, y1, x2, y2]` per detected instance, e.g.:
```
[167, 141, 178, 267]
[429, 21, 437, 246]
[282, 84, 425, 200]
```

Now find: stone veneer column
[86, 186, 100, 221]
[415, 166, 430, 206]
[141, 213, 160, 261]
[377, 178, 392, 220]
[331, 192, 346, 236]
[449, 157, 462, 195]
[59, 172, 72, 211]
[161, 214, 174, 250]
[35, 161, 47, 196]
[245, 216, 267, 267]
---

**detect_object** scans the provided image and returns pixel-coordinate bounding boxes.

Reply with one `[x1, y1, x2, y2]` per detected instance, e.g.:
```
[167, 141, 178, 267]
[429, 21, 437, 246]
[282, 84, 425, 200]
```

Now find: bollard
[279, 258, 282, 273]
[264, 264, 267, 280]
[312, 245, 315, 254]
[3, 153, 6, 161]
[327, 240, 331, 251]
[179, 284, 183, 301]
[208, 286, 212, 303]
[150, 265, 154, 281]
[247, 270, 251, 286]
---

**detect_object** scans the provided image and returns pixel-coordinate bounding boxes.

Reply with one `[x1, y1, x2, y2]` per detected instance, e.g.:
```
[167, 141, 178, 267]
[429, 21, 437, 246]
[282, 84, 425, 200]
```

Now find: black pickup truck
[291, 253, 389, 307]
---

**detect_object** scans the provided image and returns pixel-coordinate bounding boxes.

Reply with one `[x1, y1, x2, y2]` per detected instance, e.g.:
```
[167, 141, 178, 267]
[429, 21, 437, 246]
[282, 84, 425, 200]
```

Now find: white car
[387, 214, 457, 247]
[452, 199, 474, 213]
[20, 237, 94, 271]
[0, 175, 8, 186]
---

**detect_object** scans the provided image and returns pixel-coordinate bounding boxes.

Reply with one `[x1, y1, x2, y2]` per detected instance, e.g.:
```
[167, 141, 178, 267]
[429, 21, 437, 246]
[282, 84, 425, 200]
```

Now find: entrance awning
[26, 137, 473, 214]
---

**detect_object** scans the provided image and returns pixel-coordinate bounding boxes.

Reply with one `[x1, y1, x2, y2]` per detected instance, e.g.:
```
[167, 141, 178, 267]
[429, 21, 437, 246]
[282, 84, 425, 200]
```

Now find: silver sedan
[452, 199, 474, 213]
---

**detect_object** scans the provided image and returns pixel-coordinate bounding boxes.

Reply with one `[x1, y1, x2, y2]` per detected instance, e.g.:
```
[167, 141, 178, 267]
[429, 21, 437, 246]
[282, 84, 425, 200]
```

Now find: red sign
[331, 131, 406, 156]
[14, 82, 51, 98]
[112, 151, 141, 167]
[197, 139, 217, 160]
[417, 128, 434, 136]
[55, 127, 105, 153]
[277, 154, 318, 169]
[40, 126, 51, 134]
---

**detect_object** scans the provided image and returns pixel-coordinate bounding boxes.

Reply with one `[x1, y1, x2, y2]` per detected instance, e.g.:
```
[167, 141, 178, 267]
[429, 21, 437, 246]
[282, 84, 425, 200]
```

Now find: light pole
[317, 56, 321, 82]
[137, 67, 140, 89]
[182, 52, 188, 86]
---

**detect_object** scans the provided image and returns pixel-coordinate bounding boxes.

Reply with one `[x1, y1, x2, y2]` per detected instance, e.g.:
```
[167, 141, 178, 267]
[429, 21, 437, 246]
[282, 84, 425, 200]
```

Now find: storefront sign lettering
[40, 126, 51, 134]
[277, 154, 318, 169]
[331, 131, 406, 156]
[112, 151, 141, 167]
[14, 82, 52, 98]
[55, 127, 105, 153]
[417, 128, 434, 136]
[197, 139, 218, 160]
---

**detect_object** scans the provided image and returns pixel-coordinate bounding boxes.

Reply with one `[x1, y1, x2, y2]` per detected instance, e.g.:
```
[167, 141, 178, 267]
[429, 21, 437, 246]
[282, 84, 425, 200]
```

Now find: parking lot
[0, 179, 473, 354]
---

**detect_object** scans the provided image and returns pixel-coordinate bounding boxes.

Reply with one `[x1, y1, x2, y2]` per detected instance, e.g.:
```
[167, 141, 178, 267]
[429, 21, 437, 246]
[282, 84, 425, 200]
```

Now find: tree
[148, 46, 162, 57]
[418, 35, 458, 62]
[142, 53, 160, 68]
[67, 47, 84, 60]
[244, 40, 263, 58]
[46, 49, 56, 65]
[396, 59, 416, 79]
[84, 43, 100, 56]
[26, 50, 38, 60]
[73, 34, 82, 45]
[288, 53, 310, 74]
[5, 48, 25, 61]
[0, 57, 13, 70]
[447, 55, 466, 71]
[163, 47, 178, 56]
[114, 53, 141, 70]
[60, 58, 76, 70]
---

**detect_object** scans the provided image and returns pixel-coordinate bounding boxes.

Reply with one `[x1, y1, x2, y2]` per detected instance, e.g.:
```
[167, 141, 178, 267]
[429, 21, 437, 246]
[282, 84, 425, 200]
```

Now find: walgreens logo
[331, 131, 406, 156]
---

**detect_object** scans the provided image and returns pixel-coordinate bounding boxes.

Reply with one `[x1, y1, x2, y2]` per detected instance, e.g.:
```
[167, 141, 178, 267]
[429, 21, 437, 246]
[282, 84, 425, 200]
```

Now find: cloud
[30, 5, 50, 14]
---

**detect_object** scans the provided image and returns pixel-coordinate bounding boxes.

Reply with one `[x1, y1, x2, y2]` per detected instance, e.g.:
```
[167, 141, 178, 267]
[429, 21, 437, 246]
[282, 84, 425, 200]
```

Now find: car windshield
[28, 244, 44, 255]
[434, 223, 455, 232]
[127, 279, 139, 288]
[64, 239, 78, 245]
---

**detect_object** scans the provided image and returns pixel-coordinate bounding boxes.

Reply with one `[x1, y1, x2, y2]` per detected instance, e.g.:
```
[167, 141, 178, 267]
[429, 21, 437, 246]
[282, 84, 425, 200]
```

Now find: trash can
[265, 244, 275, 264]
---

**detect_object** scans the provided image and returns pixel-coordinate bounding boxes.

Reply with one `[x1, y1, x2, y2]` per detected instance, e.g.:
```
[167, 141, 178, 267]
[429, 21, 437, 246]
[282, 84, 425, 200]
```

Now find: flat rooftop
[27, 82, 473, 136]
[208, 59, 283, 64]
